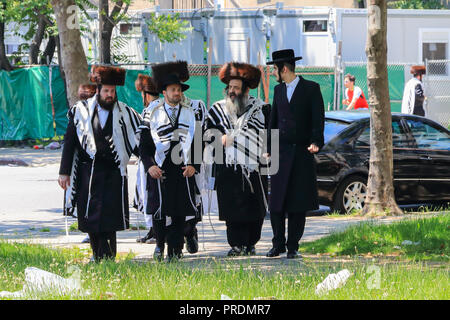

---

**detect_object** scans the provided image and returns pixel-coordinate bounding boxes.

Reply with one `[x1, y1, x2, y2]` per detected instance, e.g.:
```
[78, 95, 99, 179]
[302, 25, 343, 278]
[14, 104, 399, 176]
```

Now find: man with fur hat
[266, 49, 324, 260]
[133, 73, 160, 244]
[58, 65, 142, 262]
[149, 61, 206, 255]
[204, 61, 270, 257]
[402, 65, 426, 116]
[139, 72, 201, 262]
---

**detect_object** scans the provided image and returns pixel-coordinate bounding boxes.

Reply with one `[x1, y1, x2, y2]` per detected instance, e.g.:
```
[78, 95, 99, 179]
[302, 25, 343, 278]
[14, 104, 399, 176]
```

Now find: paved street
[0, 147, 439, 260]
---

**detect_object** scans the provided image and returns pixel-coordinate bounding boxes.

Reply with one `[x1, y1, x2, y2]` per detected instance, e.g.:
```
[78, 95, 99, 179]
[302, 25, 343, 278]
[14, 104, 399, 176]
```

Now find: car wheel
[333, 175, 367, 214]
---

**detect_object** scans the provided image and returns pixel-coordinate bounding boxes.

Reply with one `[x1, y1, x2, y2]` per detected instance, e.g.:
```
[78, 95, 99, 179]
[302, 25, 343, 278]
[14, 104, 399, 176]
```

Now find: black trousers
[88, 232, 117, 261]
[184, 218, 198, 238]
[225, 219, 264, 248]
[153, 215, 185, 255]
[270, 212, 306, 253]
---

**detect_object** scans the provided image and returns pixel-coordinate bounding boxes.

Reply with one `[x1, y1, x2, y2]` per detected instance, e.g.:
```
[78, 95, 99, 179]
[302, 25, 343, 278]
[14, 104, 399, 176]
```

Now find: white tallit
[64, 96, 141, 216]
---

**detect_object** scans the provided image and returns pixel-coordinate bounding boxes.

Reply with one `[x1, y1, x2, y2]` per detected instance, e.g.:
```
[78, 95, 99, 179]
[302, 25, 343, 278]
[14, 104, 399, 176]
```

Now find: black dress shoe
[286, 251, 302, 259]
[227, 246, 244, 257]
[244, 246, 256, 256]
[185, 233, 199, 254]
[153, 246, 164, 261]
[137, 229, 155, 243]
[266, 247, 286, 257]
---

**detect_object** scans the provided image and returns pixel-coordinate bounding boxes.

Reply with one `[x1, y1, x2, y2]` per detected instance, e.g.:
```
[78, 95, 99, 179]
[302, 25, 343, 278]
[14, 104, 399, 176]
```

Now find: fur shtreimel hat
[78, 84, 97, 100]
[218, 62, 261, 89]
[135, 74, 158, 95]
[151, 61, 189, 92]
[410, 65, 426, 75]
[89, 65, 126, 86]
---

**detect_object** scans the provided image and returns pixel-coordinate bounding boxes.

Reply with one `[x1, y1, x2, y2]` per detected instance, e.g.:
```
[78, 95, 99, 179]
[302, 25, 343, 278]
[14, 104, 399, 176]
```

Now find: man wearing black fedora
[139, 73, 200, 262]
[266, 49, 325, 259]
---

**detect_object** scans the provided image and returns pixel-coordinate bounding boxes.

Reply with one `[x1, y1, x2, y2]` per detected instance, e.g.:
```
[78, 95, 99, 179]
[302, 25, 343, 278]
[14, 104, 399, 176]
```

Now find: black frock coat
[139, 105, 200, 219]
[59, 107, 134, 233]
[204, 104, 270, 223]
[268, 76, 325, 214]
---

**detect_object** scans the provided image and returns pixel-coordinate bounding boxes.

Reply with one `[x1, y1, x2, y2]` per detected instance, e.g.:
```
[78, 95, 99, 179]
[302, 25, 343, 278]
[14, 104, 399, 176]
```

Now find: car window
[404, 119, 450, 151]
[355, 121, 413, 148]
[324, 119, 350, 144]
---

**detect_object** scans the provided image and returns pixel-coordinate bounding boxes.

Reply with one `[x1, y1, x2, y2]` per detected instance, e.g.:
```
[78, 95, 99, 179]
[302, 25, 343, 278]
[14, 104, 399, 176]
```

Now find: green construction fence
[0, 64, 404, 141]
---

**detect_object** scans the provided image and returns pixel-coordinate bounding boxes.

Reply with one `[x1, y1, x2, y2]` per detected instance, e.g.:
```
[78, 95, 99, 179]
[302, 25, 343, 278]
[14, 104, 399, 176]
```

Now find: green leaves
[146, 13, 193, 43]
[389, 0, 445, 9]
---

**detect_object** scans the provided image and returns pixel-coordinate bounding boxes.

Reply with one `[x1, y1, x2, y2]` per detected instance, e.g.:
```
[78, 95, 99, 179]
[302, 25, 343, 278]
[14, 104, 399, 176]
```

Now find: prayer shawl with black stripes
[139, 99, 198, 220]
[205, 95, 267, 173]
[64, 96, 141, 215]
[205, 95, 269, 214]
[134, 97, 206, 214]
[134, 98, 205, 228]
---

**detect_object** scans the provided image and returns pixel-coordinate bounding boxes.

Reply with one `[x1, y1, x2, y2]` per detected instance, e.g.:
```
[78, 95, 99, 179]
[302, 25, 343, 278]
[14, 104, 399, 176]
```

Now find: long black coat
[269, 76, 325, 214]
[204, 103, 270, 223]
[59, 108, 133, 233]
[139, 107, 201, 219]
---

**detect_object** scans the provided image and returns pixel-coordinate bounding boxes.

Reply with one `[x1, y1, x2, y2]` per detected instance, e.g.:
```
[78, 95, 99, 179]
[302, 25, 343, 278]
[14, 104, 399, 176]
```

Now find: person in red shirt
[342, 73, 369, 110]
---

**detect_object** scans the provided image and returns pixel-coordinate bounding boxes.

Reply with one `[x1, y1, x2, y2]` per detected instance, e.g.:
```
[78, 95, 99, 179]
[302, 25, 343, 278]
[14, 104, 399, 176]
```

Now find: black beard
[98, 96, 116, 111]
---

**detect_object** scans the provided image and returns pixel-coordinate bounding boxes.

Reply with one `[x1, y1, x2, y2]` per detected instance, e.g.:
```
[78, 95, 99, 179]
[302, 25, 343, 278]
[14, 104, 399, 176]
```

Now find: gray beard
[225, 95, 248, 120]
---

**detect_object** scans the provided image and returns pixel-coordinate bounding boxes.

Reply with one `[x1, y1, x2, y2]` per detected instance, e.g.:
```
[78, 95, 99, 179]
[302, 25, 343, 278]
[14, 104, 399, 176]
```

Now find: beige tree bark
[51, 0, 89, 106]
[362, 0, 402, 216]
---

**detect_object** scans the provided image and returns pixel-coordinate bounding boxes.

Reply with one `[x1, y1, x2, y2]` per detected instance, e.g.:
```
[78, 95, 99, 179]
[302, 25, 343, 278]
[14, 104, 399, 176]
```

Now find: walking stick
[63, 190, 69, 240]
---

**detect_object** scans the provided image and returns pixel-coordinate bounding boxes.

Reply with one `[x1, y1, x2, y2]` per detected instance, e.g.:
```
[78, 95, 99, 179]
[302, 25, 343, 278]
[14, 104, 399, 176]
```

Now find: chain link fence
[424, 59, 450, 129]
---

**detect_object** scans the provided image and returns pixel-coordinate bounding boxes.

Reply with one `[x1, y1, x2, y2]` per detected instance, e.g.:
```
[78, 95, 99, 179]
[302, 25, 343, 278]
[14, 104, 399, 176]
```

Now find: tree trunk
[55, 34, 71, 109]
[0, 1, 12, 71]
[99, 0, 127, 64]
[40, 35, 57, 65]
[362, 0, 402, 216]
[29, 16, 47, 65]
[99, 0, 111, 64]
[51, 0, 89, 107]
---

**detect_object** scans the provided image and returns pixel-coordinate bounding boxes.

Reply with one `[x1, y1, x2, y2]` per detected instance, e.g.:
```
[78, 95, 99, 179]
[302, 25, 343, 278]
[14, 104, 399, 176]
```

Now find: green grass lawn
[299, 213, 450, 261]
[0, 238, 448, 300]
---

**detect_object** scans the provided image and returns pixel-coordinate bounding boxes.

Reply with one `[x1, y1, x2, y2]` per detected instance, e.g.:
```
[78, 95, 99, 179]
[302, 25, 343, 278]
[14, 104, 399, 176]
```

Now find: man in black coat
[58, 66, 141, 262]
[266, 49, 325, 259]
[139, 74, 200, 262]
[204, 62, 270, 257]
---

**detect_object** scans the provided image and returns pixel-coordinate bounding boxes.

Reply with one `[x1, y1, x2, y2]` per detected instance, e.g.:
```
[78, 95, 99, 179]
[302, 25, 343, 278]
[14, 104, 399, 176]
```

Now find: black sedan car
[315, 111, 450, 213]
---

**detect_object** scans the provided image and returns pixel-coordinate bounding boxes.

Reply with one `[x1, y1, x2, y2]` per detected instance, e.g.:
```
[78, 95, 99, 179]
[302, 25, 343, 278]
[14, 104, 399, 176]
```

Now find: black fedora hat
[160, 73, 190, 93]
[267, 49, 302, 65]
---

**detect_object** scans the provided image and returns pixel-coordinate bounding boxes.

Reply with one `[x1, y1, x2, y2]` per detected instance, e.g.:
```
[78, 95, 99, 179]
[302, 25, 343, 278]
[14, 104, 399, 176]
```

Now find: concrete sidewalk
[0, 147, 441, 262]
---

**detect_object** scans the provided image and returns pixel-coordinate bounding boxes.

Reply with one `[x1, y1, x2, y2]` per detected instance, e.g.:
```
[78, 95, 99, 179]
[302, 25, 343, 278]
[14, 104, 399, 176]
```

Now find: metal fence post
[207, 37, 213, 109]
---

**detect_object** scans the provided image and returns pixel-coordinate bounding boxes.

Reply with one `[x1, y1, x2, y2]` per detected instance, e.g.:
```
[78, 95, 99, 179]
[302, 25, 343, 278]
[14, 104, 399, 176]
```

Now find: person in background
[342, 73, 369, 110]
[401, 65, 426, 117]
[134, 74, 160, 244]
[76, 83, 97, 245]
